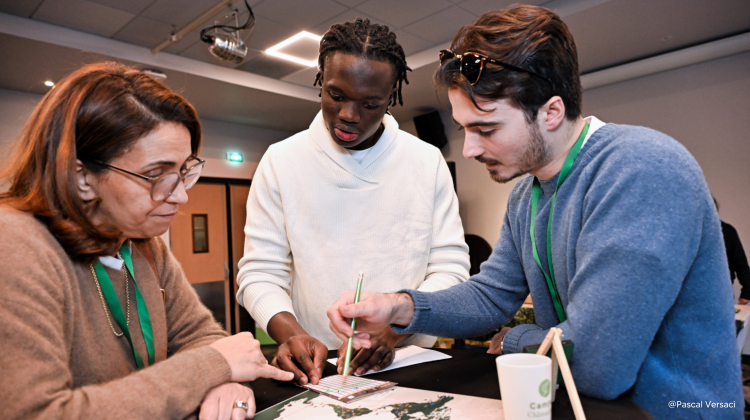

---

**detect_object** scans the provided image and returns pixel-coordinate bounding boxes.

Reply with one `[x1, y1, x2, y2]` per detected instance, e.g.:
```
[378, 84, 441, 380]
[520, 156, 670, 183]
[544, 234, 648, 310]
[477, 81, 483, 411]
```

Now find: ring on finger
[234, 400, 249, 410]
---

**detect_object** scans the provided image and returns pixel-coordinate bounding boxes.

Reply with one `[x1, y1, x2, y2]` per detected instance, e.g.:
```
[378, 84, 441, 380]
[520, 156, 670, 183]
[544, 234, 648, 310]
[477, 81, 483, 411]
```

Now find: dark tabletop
[253, 348, 653, 419]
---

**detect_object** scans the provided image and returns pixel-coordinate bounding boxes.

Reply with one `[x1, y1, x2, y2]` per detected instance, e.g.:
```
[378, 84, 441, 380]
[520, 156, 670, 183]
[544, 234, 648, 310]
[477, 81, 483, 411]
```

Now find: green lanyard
[93, 242, 155, 369]
[530, 122, 589, 324]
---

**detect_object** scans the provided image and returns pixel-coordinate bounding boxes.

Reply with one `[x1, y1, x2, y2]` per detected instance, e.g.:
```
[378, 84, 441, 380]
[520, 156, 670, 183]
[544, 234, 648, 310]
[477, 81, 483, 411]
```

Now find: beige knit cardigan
[0, 206, 233, 419]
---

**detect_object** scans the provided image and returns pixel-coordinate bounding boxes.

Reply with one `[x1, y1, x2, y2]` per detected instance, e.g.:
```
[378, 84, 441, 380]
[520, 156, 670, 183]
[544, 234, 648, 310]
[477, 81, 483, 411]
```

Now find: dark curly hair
[435, 5, 582, 123]
[314, 18, 411, 107]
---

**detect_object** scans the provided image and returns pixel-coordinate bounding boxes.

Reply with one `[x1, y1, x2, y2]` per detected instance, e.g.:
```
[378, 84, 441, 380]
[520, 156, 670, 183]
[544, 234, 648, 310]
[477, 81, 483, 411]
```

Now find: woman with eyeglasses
[0, 62, 292, 420]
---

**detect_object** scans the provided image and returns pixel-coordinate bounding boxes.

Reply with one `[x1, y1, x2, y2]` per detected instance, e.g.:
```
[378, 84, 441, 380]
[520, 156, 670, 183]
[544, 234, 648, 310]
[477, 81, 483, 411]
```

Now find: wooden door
[170, 183, 230, 331]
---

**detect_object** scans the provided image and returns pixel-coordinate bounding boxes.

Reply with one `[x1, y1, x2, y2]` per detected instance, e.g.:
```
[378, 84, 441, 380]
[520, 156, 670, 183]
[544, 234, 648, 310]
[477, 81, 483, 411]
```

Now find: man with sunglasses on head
[328, 5, 742, 419]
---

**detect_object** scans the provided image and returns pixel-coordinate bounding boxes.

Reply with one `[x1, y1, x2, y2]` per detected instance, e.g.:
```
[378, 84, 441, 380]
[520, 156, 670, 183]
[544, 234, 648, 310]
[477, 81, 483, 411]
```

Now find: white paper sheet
[327, 345, 452, 375]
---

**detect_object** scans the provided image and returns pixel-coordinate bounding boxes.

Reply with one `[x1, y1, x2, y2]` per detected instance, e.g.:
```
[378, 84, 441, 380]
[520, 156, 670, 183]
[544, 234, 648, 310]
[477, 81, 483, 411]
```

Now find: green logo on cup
[539, 379, 550, 397]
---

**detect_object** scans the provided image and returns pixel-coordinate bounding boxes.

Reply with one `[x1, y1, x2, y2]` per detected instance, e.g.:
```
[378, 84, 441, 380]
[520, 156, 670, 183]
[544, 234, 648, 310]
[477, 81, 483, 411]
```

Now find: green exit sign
[227, 152, 243, 162]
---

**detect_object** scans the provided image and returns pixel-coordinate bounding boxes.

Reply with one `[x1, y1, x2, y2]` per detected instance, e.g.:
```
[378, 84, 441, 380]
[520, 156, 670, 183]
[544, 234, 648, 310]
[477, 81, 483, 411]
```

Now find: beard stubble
[477, 120, 551, 184]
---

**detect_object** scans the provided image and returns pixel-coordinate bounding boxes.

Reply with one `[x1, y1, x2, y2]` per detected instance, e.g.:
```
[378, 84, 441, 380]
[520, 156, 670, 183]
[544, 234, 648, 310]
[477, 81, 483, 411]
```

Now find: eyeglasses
[95, 156, 206, 201]
[439, 50, 552, 86]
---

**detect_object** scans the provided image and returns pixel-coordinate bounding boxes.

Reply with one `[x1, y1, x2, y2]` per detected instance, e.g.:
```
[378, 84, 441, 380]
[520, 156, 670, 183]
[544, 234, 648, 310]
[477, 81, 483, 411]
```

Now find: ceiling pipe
[151, 0, 234, 55]
[581, 31, 750, 90]
[0, 12, 321, 102]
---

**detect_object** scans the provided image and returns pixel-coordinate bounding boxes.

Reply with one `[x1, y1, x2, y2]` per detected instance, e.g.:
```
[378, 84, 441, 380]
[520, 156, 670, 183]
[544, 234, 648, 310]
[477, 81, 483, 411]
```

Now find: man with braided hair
[236, 18, 469, 385]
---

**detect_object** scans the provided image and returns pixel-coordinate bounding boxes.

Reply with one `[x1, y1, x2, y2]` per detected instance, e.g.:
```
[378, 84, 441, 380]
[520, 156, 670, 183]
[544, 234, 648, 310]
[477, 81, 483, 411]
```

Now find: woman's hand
[209, 332, 293, 383]
[198, 383, 254, 420]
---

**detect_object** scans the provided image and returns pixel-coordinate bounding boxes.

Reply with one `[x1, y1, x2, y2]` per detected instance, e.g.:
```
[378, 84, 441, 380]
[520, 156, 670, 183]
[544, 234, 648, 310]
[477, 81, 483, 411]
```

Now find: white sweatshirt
[236, 111, 470, 348]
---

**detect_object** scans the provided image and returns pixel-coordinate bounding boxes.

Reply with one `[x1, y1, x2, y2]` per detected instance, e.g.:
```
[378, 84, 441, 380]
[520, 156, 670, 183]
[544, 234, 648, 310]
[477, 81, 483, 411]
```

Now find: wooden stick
[549, 346, 559, 402]
[552, 328, 586, 420]
[536, 329, 556, 356]
[537, 329, 558, 402]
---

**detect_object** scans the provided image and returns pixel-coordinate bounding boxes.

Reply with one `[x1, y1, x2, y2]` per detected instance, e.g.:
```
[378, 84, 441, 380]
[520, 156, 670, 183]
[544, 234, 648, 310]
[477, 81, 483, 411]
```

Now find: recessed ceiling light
[44, 80, 54, 87]
[142, 69, 167, 80]
[265, 31, 322, 67]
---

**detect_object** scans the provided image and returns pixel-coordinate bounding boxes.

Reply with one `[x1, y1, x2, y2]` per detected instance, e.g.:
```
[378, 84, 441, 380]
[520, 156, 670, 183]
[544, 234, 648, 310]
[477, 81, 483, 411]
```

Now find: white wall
[402, 50, 750, 249]
[0, 88, 292, 180]
[198, 118, 291, 179]
[0, 89, 40, 152]
[583, 50, 750, 248]
[401, 117, 517, 247]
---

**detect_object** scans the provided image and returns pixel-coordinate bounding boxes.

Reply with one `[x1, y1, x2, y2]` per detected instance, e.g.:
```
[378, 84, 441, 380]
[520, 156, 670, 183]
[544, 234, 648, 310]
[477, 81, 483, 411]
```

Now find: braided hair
[314, 18, 411, 107]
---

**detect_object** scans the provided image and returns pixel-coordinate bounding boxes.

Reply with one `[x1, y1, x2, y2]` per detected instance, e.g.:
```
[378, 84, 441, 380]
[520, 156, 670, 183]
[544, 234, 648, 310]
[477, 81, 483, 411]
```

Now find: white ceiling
[1, 0, 749, 132]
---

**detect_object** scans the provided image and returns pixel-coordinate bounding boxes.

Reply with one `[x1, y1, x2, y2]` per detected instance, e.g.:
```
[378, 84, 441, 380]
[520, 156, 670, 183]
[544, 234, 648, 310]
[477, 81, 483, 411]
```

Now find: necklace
[91, 243, 155, 369]
[89, 263, 130, 336]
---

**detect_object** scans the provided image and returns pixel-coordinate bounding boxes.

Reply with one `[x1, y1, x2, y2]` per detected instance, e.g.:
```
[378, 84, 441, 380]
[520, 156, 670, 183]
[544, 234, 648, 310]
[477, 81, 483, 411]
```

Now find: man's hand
[267, 312, 328, 385]
[487, 327, 511, 355]
[336, 328, 408, 376]
[740, 298, 749, 305]
[271, 334, 328, 385]
[327, 292, 415, 349]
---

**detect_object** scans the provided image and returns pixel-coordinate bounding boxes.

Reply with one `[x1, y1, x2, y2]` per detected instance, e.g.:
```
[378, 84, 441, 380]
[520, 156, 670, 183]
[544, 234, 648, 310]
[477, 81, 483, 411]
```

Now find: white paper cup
[496, 353, 552, 420]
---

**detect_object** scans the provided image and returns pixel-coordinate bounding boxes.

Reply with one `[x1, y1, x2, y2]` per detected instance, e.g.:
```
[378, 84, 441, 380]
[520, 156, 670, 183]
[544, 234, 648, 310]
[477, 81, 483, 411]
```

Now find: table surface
[253, 348, 653, 420]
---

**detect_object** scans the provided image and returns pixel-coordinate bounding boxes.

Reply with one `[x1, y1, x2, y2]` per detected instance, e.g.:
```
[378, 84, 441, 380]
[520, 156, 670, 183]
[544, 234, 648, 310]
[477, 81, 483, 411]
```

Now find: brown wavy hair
[0, 62, 201, 262]
[435, 5, 582, 123]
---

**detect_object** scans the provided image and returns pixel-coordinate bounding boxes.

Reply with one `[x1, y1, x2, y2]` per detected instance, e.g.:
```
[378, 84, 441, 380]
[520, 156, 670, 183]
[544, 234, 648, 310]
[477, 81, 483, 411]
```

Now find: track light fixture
[200, 0, 255, 64]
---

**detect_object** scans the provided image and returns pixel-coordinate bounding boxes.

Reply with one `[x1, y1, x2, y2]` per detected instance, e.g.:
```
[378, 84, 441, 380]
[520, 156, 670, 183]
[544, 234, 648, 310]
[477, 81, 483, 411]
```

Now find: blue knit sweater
[394, 124, 742, 419]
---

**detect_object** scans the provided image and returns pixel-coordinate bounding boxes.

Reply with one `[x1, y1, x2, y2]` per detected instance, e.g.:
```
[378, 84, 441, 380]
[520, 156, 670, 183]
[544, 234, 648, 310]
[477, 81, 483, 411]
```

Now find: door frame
[197, 177, 252, 334]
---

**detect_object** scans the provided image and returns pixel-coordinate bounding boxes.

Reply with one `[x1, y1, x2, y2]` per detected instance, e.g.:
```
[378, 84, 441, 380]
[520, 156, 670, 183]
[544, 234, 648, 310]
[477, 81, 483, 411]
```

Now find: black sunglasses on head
[439, 50, 552, 86]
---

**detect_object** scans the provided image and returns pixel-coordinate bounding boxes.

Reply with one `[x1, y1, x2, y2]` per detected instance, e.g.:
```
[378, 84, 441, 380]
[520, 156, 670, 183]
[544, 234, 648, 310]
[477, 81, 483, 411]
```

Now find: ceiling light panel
[265, 31, 321, 67]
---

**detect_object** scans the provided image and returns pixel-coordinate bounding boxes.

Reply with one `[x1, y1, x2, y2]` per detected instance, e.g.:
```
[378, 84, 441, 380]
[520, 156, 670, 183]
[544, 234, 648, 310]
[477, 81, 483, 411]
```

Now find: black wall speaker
[414, 110, 448, 149]
[446, 161, 457, 193]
